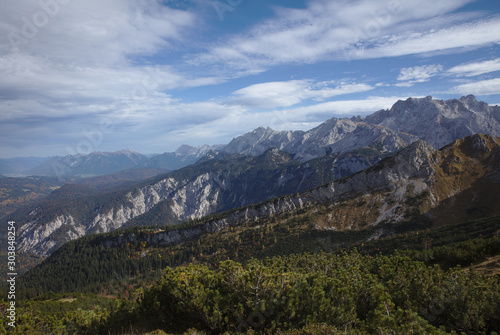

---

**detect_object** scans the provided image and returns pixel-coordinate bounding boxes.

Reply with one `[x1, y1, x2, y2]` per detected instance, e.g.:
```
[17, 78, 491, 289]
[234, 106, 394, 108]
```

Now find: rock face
[224, 127, 301, 156]
[285, 118, 417, 161]
[16, 173, 220, 256]
[364, 95, 500, 149]
[224, 118, 418, 161]
[14, 147, 381, 256]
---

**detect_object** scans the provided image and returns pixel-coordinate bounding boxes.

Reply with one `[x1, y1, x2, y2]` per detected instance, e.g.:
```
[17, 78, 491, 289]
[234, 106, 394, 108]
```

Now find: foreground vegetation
[137, 251, 499, 334]
[2, 238, 500, 334]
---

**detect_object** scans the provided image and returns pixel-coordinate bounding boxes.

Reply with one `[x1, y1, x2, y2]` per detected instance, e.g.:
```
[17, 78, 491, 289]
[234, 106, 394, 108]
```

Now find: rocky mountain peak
[459, 94, 479, 105]
[365, 95, 500, 149]
[224, 116, 417, 161]
[224, 127, 298, 156]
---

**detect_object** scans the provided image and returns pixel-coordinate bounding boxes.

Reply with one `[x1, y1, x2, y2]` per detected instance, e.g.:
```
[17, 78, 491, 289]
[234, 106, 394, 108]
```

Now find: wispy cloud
[0, 54, 225, 122]
[1, 0, 197, 63]
[192, 0, 494, 71]
[353, 17, 500, 59]
[0, 0, 224, 156]
[230, 80, 373, 108]
[447, 58, 500, 77]
[0, 0, 213, 122]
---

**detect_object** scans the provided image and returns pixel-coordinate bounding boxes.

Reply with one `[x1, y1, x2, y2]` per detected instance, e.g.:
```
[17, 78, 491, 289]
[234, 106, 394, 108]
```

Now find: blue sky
[1, 0, 499, 158]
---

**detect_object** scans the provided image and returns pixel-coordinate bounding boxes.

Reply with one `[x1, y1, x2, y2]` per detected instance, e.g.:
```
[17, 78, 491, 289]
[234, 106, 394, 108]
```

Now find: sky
[0, 0, 500, 158]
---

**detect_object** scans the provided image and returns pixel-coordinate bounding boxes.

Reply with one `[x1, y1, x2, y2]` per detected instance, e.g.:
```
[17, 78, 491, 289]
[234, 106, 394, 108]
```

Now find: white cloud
[191, 0, 494, 71]
[394, 82, 415, 87]
[447, 58, 500, 77]
[0, 0, 196, 66]
[449, 78, 500, 95]
[0, 0, 229, 157]
[230, 80, 374, 108]
[357, 17, 500, 59]
[0, 52, 225, 122]
[0, 1, 220, 120]
[397, 64, 443, 85]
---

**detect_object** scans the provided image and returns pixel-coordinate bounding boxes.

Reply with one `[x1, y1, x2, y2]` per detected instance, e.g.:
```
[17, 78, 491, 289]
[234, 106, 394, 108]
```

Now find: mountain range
[131, 133, 500, 247]
[7, 95, 499, 179]
[224, 95, 500, 157]
[4, 95, 500, 261]
[223, 117, 417, 161]
[0, 145, 224, 178]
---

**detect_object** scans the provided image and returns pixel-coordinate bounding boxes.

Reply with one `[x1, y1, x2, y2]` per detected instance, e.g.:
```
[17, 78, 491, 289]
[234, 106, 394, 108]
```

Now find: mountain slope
[365, 95, 500, 149]
[99, 133, 500, 252]
[0, 176, 62, 218]
[10, 146, 385, 257]
[198, 134, 500, 234]
[11, 132, 500, 258]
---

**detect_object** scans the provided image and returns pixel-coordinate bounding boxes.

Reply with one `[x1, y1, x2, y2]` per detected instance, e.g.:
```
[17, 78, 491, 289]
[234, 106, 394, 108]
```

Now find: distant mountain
[223, 95, 500, 160]
[224, 118, 418, 161]
[27, 145, 225, 178]
[364, 95, 500, 149]
[0, 157, 50, 176]
[223, 127, 301, 156]
[29, 149, 148, 178]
